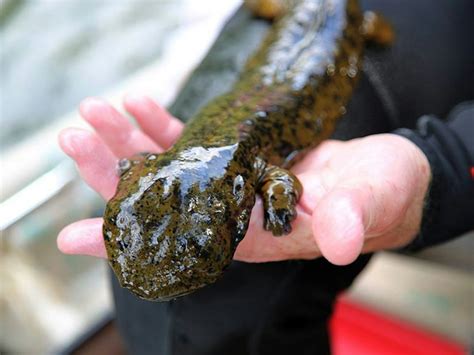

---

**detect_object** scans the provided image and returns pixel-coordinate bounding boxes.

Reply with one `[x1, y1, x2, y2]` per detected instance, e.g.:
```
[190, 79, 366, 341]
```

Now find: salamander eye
[117, 158, 131, 176]
[233, 175, 245, 203]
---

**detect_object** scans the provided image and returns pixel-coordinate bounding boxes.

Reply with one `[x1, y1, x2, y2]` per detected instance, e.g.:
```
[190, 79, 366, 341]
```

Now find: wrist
[393, 112, 474, 251]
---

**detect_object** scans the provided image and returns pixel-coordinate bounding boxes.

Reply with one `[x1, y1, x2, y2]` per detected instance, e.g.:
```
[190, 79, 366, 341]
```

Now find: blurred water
[0, 0, 187, 149]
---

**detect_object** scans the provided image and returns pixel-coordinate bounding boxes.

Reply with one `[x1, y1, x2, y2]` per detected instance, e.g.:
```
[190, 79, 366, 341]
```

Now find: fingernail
[58, 128, 91, 156]
[79, 97, 106, 116]
[124, 93, 150, 107]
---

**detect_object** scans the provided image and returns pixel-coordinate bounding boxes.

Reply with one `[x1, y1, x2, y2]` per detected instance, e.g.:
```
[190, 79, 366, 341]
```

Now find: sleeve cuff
[393, 112, 474, 252]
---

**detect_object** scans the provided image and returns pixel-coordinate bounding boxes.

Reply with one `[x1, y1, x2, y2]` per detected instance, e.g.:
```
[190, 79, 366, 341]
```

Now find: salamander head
[103, 146, 255, 301]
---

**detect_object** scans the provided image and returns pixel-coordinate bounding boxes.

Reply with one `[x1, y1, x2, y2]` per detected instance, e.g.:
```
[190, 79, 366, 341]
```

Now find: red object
[330, 297, 466, 355]
[470, 166, 474, 179]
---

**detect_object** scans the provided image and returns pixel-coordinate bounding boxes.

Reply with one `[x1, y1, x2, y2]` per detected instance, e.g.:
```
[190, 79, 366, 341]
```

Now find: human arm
[394, 103, 474, 251]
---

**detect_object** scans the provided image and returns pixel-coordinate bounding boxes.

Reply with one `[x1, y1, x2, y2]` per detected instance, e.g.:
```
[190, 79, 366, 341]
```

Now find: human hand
[58, 96, 430, 265]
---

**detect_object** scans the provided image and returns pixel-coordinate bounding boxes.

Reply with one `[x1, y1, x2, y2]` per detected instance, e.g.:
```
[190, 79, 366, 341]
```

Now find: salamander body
[103, 0, 392, 300]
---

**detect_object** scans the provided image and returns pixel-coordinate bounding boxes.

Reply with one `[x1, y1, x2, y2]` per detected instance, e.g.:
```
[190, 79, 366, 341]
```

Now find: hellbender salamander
[103, 0, 393, 300]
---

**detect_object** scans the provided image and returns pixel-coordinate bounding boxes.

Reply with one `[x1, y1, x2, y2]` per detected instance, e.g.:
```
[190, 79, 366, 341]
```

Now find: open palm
[58, 95, 430, 265]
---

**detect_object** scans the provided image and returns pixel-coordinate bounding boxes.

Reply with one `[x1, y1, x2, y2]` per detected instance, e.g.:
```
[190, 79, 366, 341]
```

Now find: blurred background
[0, 0, 472, 354]
[0, 0, 241, 352]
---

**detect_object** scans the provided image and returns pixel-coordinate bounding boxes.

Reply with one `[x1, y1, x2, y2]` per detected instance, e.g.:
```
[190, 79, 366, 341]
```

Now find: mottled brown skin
[103, 0, 393, 301]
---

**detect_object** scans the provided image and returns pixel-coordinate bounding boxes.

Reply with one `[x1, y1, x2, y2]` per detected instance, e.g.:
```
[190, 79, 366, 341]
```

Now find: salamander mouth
[141, 275, 220, 301]
[151, 289, 195, 302]
[162, 264, 227, 299]
[120, 258, 227, 301]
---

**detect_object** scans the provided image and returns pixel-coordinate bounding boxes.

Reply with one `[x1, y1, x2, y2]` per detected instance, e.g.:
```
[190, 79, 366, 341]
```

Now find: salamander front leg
[257, 164, 303, 236]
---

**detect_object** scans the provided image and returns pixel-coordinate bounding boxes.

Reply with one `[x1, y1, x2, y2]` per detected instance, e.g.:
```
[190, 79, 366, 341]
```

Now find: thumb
[311, 187, 369, 265]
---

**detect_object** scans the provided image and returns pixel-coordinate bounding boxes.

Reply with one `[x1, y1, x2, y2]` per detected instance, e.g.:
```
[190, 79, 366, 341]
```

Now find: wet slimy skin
[103, 0, 393, 300]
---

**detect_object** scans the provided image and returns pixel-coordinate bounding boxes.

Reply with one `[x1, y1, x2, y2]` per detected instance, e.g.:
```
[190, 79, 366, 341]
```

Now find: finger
[234, 199, 318, 262]
[57, 218, 107, 258]
[361, 191, 426, 253]
[123, 94, 184, 149]
[80, 97, 161, 157]
[311, 178, 416, 265]
[59, 128, 118, 200]
[311, 187, 366, 265]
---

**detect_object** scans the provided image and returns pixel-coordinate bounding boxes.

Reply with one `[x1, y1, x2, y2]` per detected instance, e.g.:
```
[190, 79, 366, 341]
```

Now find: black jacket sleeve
[394, 102, 474, 251]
